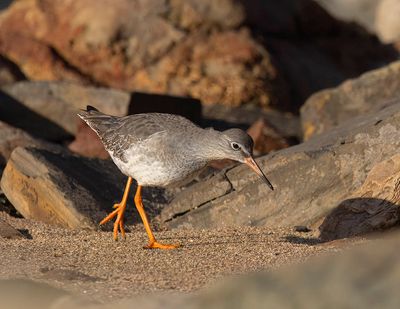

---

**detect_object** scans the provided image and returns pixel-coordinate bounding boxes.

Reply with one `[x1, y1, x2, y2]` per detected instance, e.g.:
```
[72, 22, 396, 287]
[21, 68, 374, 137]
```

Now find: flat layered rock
[301, 60, 400, 140]
[161, 103, 400, 235]
[0, 146, 168, 229]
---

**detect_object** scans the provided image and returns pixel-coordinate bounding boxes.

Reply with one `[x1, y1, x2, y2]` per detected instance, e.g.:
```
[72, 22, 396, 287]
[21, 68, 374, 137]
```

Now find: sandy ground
[0, 211, 365, 304]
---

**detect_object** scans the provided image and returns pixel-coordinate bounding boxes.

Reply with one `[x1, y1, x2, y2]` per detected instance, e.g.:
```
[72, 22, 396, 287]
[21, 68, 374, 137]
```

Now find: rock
[375, 0, 400, 43]
[68, 120, 108, 159]
[202, 104, 301, 139]
[0, 56, 25, 86]
[0, 81, 130, 140]
[169, 0, 244, 30]
[314, 0, 379, 34]
[246, 118, 291, 156]
[0, 279, 71, 309]
[301, 61, 400, 140]
[0, 1, 87, 84]
[0, 218, 24, 239]
[160, 103, 400, 231]
[165, 232, 400, 309]
[0, 89, 70, 142]
[317, 0, 400, 43]
[0, 0, 280, 109]
[320, 153, 400, 240]
[0, 121, 44, 173]
[129, 92, 202, 125]
[159, 173, 233, 223]
[0, 146, 168, 229]
[242, 0, 398, 110]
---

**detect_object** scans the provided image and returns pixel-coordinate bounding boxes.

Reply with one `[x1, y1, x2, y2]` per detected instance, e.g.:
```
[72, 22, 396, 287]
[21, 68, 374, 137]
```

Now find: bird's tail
[77, 105, 118, 136]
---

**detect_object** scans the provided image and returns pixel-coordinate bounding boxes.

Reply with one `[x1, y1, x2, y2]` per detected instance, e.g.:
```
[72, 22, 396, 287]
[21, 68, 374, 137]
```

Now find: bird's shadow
[282, 235, 322, 246]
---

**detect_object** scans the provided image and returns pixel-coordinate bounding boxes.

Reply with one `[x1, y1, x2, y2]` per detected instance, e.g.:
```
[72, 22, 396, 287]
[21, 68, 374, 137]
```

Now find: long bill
[244, 157, 274, 191]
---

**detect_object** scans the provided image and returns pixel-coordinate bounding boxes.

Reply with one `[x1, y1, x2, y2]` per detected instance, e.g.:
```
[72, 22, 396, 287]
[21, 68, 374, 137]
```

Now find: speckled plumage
[78, 106, 271, 189]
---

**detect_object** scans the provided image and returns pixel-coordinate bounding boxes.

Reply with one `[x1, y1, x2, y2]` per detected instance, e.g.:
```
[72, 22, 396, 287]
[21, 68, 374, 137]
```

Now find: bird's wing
[100, 113, 198, 162]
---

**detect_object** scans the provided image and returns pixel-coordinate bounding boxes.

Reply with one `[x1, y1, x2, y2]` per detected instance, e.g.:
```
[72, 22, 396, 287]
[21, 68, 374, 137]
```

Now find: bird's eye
[231, 142, 240, 151]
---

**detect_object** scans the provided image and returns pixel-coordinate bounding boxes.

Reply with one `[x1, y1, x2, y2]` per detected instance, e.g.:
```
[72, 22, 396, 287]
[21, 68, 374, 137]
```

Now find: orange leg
[135, 185, 179, 249]
[99, 177, 133, 240]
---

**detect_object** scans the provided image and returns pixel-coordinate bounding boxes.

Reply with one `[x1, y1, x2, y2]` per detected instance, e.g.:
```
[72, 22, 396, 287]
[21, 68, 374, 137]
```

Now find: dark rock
[0, 89, 71, 142]
[68, 120, 108, 159]
[315, 0, 400, 43]
[161, 103, 400, 232]
[241, 0, 398, 110]
[0, 56, 25, 86]
[202, 104, 301, 139]
[320, 154, 400, 241]
[0, 146, 169, 229]
[129, 92, 202, 125]
[301, 61, 400, 140]
[246, 118, 291, 156]
[314, 0, 379, 34]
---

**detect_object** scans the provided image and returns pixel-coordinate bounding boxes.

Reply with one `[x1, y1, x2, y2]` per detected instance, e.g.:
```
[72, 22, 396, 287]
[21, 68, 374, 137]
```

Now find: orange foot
[99, 202, 126, 241]
[144, 241, 180, 250]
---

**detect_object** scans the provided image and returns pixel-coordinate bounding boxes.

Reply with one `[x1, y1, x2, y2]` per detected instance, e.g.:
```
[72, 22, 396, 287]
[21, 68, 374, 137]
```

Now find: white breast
[109, 145, 204, 187]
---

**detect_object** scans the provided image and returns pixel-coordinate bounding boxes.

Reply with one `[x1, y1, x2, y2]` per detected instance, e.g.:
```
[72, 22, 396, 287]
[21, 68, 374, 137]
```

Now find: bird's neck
[190, 129, 227, 162]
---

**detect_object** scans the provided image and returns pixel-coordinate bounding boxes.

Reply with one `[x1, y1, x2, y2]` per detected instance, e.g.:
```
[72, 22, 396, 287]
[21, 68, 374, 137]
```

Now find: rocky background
[1, 0, 400, 308]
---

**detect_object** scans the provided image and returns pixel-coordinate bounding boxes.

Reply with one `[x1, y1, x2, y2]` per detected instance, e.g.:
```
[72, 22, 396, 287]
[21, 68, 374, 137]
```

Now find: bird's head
[220, 128, 274, 191]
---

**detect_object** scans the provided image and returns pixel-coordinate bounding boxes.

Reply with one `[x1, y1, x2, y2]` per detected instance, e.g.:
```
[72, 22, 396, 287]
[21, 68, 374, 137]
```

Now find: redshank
[78, 106, 273, 249]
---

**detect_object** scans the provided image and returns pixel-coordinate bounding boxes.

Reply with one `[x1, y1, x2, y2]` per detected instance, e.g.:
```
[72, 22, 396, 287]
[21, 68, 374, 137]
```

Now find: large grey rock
[0, 81, 130, 140]
[0, 146, 168, 229]
[160, 103, 400, 232]
[301, 61, 400, 140]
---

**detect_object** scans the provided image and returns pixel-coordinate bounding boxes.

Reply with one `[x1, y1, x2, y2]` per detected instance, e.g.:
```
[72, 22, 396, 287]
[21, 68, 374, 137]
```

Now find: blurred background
[0, 0, 399, 163]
